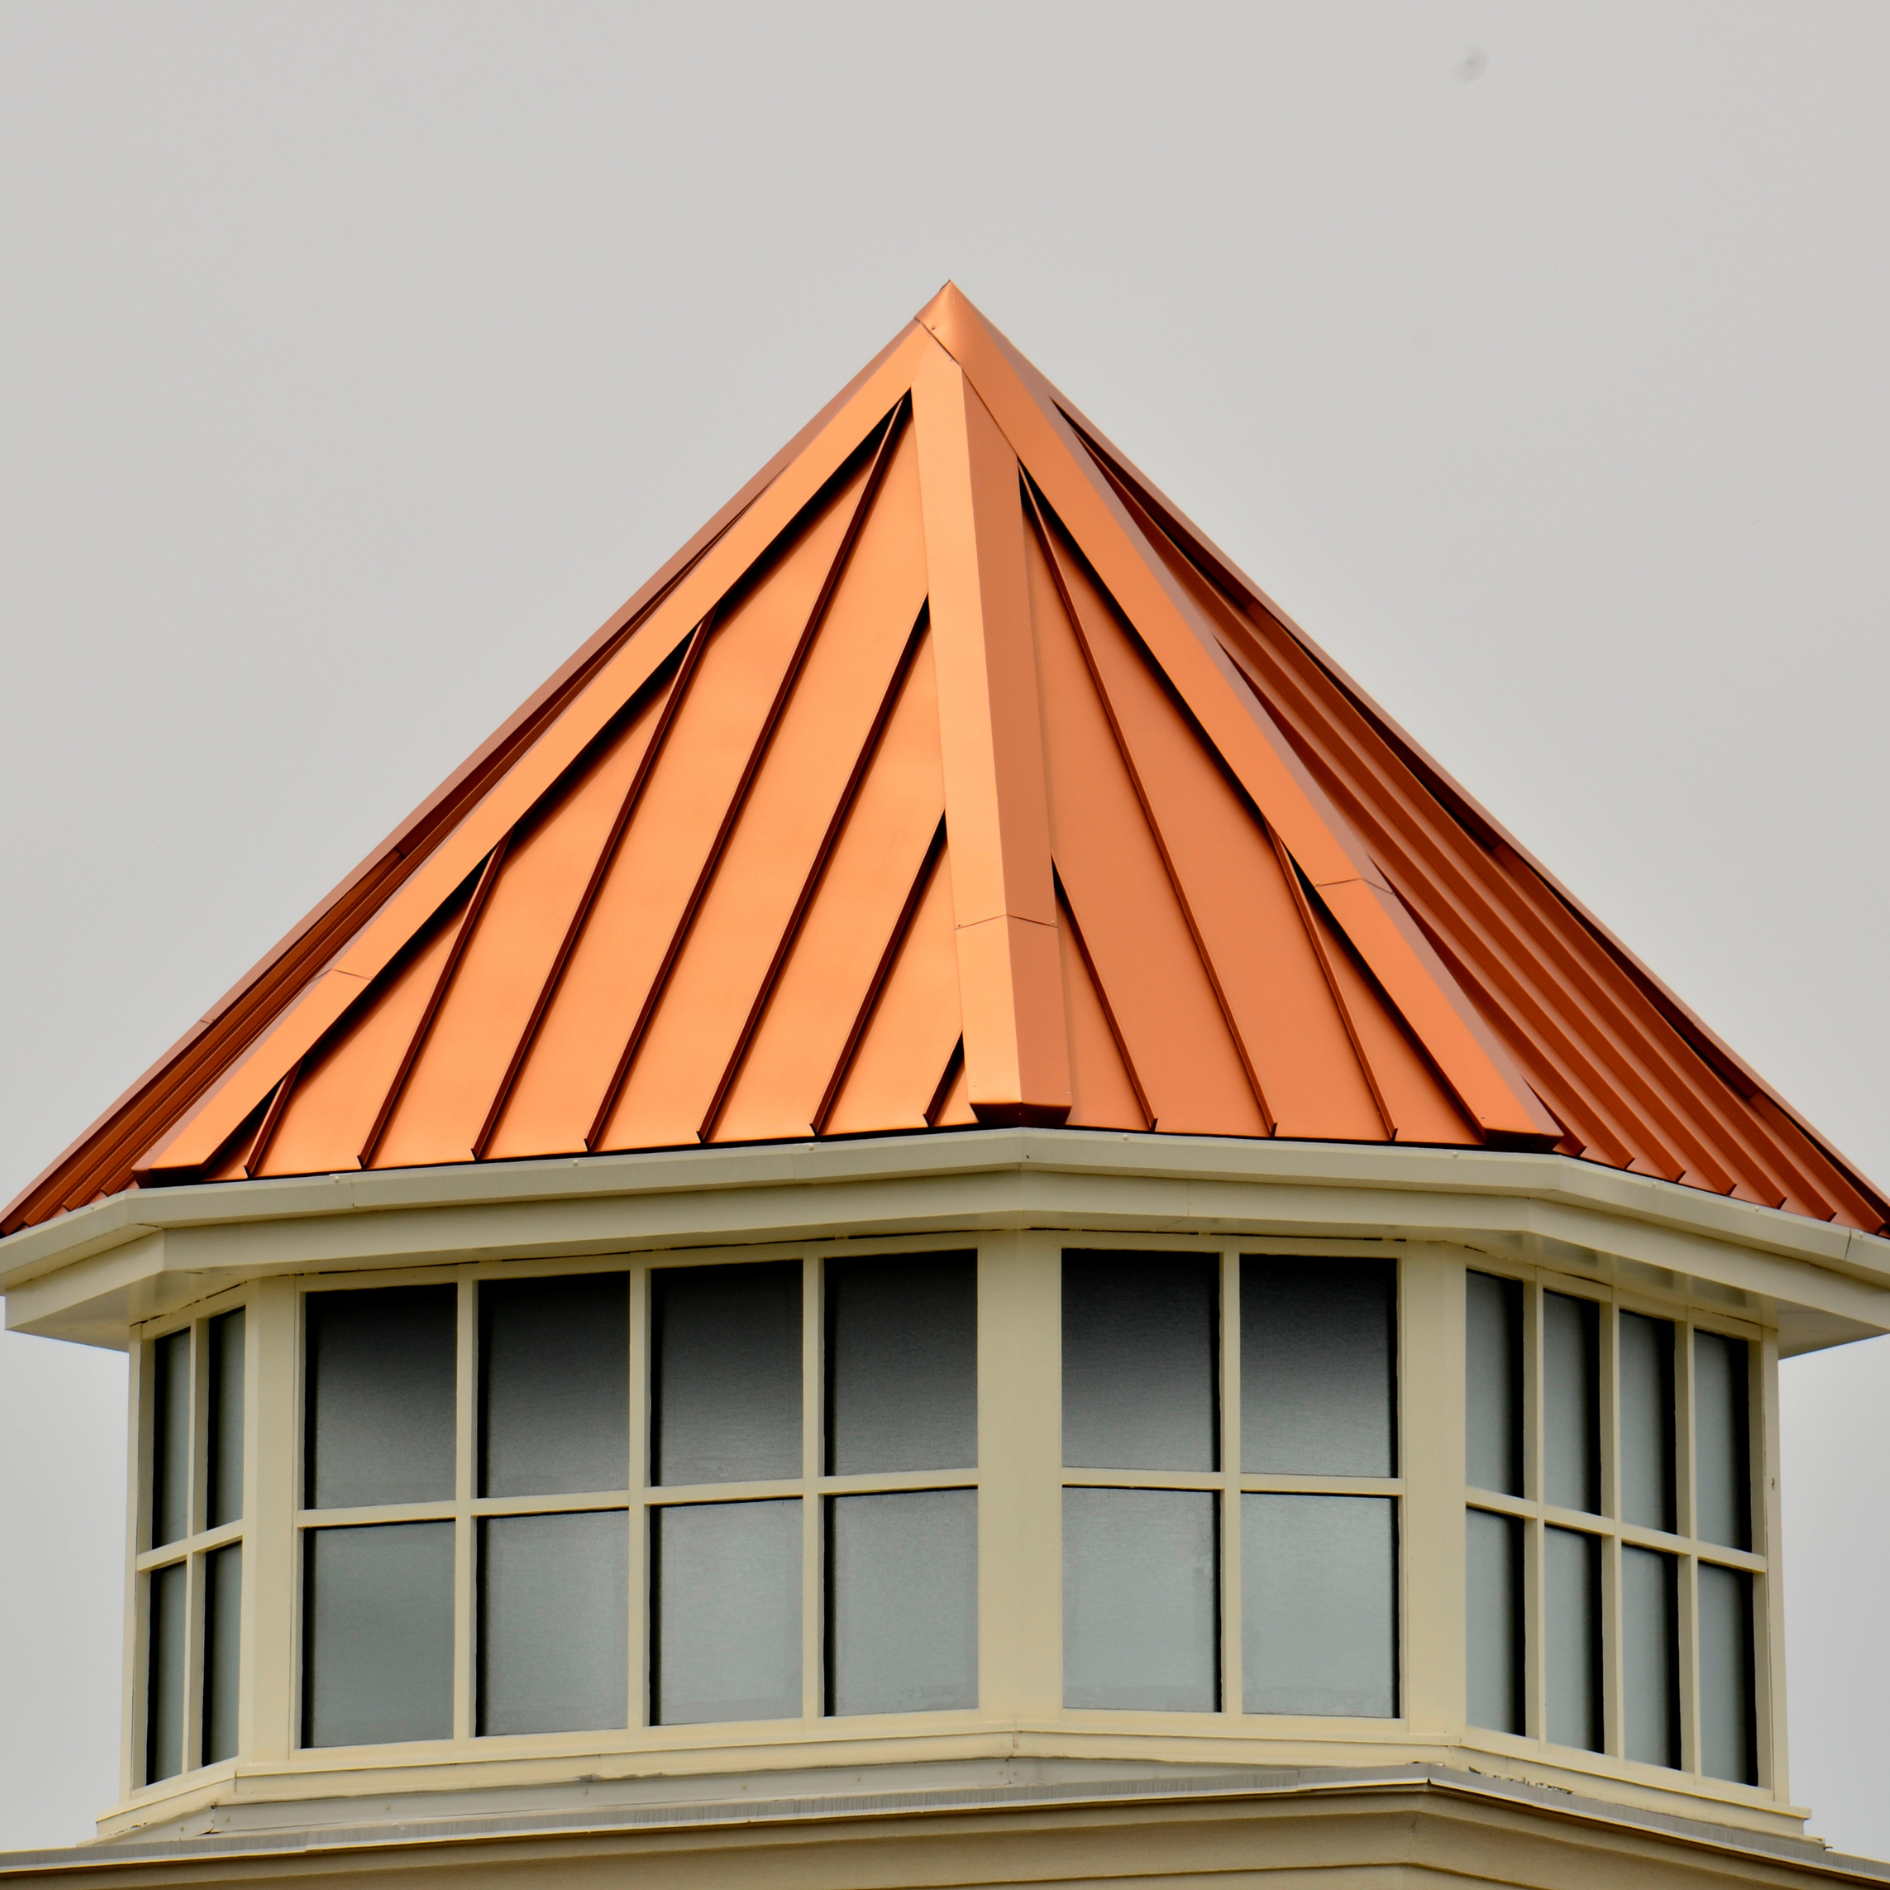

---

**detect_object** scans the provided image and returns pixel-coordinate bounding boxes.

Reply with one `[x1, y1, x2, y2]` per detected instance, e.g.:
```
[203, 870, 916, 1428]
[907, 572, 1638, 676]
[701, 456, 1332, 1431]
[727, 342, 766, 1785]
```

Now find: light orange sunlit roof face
[8, 286, 1882, 1235]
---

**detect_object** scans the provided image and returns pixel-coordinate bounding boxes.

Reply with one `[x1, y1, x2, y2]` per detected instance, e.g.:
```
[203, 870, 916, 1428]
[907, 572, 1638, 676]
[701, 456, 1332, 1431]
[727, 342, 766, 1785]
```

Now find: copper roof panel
[8, 287, 1881, 1235]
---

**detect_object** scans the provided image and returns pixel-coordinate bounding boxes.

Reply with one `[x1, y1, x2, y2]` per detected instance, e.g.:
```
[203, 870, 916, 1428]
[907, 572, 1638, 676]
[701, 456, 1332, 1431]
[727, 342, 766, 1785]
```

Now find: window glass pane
[1243, 1494, 1396, 1716]
[1699, 1561, 1758, 1784]
[826, 1254, 976, 1474]
[1622, 1544, 1679, 1768]
[1062, 1253, 1216, 1472]
[203, 1542, 242, 1764]
[1694, 1332, 1752, 1551]
[827, 1489, 977, 1715]
[1619, 1313, 1676, 1533]
[207, 1310, 245, 1529]
[652, 1263, 801, 1486]
[1241, 1258, 1395, 1477]
[305, 1287, 456, 1510]
[151, 1329, 191, 1548]
[1062, 1487, 1217, 1711]
[1543, 1293, 1600, 1515]
[1545, 1525, 1602, 1751]
[303, 1522, 454, 1748]
[1465, 1273, 1523, 1496]
[1466, 1508, 1524, 1734]
[480, 1274, 629, 1497]
[479, 1511, 628, 1735]
[652, 1499, 800, 1723]
[146, 1561, 187, 1783]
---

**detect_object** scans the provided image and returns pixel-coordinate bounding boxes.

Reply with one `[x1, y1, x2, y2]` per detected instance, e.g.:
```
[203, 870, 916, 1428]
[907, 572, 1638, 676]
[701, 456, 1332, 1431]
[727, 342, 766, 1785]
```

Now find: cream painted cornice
[5, 1131, 1887, 1350]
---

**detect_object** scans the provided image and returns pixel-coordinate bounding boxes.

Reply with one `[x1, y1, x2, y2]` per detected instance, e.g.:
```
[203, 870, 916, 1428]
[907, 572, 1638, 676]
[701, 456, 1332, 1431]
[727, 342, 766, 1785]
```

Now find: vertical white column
[452, 1279, 477, 1742]
[1401, 1245, 1465, 1738]
[1218, 1248, 1242, 1718]
[245, 1277, 299, 1762]
[1523, 1281, 1546, 1742]
[977, 1230, 1062, 1721]
[1600, 1304, 1624, 1759]
[1756, 1332, 1786, 1796]
[628, 1259, 650, 1729]
[1676, 1321, 1700, 1775]
[800, 1254, 822, 1723]
[120, 1324, 150, 1799]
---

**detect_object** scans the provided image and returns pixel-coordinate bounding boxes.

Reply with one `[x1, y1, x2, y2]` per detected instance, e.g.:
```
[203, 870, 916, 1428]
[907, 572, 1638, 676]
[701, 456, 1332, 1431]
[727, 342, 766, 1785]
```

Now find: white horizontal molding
[5, 1131, 1887, 1349]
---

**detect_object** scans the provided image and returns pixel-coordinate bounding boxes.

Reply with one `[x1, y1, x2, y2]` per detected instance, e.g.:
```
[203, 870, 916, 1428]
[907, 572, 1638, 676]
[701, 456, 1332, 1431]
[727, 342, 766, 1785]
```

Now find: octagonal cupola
[5, 286, 1886, 1855]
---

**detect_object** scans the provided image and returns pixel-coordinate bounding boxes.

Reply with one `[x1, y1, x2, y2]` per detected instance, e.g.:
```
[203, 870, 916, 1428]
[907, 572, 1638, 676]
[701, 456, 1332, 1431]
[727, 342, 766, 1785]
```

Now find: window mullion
[1756, 1332, 1784, 1793]
[628, 1259, 650, 1730]
[800, 1253, 821, 1723]
[1524, 1282, 1547, 1742]
[453, 1278, 477, 1744]
[1219, 1247, 1241, 1717]
[1601, 1307, 1625, 1759]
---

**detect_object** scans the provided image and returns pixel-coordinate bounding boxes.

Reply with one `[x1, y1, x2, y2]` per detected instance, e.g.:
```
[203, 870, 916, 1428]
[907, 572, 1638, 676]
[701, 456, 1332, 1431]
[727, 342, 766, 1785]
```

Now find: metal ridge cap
[4, 1763, 1877, 1881]
[4, 1132, 1886, 1297]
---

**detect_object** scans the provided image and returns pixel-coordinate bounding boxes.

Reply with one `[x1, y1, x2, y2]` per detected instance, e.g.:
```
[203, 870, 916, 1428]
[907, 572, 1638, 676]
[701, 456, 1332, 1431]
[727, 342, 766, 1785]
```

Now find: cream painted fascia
[4, 1132, 1886, 1352]
[13, 1765, 1889, 1888]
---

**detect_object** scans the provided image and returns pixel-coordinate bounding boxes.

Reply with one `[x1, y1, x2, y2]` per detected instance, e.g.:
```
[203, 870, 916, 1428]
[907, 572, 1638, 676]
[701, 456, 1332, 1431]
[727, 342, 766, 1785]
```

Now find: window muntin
[1060, 1248, 1400, 1720]
[291, 1252, 979, 1752]
[1463, 1269, 1765, 1786]
[137, 1306, 247, 1786]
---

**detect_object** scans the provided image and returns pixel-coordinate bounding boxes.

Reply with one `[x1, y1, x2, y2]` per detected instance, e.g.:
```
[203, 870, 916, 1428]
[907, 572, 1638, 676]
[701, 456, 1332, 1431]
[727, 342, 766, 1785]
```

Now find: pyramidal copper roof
[8, 286, 1884, 1236]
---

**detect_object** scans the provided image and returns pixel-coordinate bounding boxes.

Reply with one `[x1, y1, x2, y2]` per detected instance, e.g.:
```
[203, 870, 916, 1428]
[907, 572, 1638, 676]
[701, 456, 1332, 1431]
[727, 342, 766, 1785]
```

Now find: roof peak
[7, 300, 1881, 1234]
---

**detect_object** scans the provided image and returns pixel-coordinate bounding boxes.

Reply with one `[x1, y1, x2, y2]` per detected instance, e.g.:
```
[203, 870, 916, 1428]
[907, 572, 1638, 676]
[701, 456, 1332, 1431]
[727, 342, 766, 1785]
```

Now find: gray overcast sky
[2, 0, 1886, 1857]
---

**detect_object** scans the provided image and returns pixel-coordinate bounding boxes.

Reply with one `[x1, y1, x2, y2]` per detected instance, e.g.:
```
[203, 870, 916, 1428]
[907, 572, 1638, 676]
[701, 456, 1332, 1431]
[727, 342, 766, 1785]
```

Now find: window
[139, 1307, 246, 1783]
[296, 1253, 978, 1750]
[1464, 1271, 1763, 1784]
[1060, 1249, 1398, 1720]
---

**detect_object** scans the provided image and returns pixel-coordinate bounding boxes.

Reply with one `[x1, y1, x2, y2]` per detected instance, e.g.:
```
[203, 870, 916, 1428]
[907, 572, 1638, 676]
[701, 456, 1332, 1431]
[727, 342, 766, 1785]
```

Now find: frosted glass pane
[653, 1263, 801, 1485]
[1242, 1258, 1394, 1477]
[1699, 1561, 1758, 1784]
[1465, 1273, 1523, 1496]
[146, 1561, 187, 1782]
[1545, 1525, 1602, 1751]
[652, 1500, 800, 1723]
[1466, 1508, 1524, 1734]
[203, 1543, 242, 1765]
[305, 1287, 456, 1509]
[828, 1489, 977, 1715]
[1063, 1252, 1216, 1471]
[1063, 1487, 1217, 1711]
[1619, 1313, 1676, 1533]
[826, 1253, 976, 1474]
[1243, 1494, 1395, 1717]
[1622, 1545, 1679, 1768]
[1543, 1294, 1600, 1515]
[152, 1329, 191, 1548]
[479, 1511, 628, 1735]
[303, 1522, 453, 1748]
[1694, 1332, 1751, 1550]
[480, 1274, 628, 1497]
[207, 1309, 245, 1528]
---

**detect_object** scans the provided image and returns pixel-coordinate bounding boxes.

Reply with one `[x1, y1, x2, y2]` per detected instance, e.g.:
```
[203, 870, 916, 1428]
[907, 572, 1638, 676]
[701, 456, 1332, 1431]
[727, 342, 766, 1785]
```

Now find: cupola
[4, 286, 1886, 1883]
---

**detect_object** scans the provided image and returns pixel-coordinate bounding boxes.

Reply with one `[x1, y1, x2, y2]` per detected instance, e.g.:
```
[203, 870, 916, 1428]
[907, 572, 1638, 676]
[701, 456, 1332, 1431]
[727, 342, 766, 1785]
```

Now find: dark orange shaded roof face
[9, 287, 1884, 1234]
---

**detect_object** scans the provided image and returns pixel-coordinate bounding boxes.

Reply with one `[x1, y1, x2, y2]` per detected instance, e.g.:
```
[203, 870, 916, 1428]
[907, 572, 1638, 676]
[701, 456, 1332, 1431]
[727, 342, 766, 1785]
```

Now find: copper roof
[8, 286, 1883, 1236]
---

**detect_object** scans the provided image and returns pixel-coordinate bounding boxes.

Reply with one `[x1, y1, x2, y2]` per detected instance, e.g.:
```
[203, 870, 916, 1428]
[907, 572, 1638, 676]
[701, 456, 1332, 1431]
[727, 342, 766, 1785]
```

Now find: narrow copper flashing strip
[235, 1065, 300, 1181]
[814, 818, 948, 1137]
[361, 838, 510, 1169]
[1053, 873, 1154, 1132]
